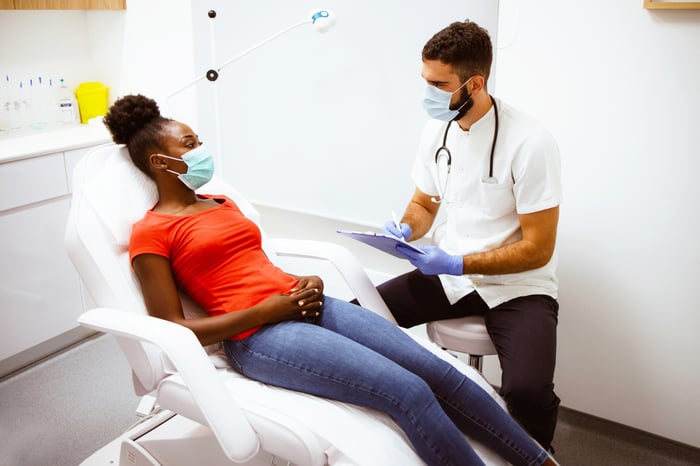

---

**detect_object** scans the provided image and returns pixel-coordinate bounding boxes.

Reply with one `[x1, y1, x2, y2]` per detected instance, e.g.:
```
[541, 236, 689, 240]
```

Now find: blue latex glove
[381, 220, 412, 240]
[395, 244, 463, 276]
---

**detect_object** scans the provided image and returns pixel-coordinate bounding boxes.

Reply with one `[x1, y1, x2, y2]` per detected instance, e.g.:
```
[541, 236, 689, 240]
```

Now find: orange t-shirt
[129, 195, 298, 340]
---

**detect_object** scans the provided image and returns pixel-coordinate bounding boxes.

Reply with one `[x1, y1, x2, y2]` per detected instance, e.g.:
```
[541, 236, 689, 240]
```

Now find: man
[379, 20, 562, 451]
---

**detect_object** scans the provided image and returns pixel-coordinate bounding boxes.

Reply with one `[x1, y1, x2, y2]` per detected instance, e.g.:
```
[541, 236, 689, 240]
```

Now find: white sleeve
[511, 127, 562, 214]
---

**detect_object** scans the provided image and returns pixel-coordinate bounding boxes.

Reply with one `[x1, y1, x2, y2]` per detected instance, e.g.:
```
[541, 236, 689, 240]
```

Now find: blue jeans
[224, 297, 548, 466]
[377, 271, 560, 449]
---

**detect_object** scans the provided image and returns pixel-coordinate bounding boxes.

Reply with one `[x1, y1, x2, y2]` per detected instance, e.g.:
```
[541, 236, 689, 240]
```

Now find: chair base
[81, 411, 297, 466]
[469, 354, 485, 372]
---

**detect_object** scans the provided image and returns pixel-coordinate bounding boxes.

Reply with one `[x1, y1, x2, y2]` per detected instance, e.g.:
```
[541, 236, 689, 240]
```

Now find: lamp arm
[168, 19, 312, 100]
[217, 19, 311, 73]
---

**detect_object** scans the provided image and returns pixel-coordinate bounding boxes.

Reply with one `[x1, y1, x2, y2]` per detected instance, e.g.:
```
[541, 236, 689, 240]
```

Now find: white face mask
[158, 144, 215, 190]
[422, 78, 472, 121]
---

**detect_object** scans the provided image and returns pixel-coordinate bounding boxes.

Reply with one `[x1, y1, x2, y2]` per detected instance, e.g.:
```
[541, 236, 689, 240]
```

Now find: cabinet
[0, 0, 125, 9]
[0, 145, 100, 377]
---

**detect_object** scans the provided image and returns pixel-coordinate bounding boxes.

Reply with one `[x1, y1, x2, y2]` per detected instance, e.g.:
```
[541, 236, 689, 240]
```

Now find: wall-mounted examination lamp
[167, 8, 336, 171]
[168, 9, 336, 99]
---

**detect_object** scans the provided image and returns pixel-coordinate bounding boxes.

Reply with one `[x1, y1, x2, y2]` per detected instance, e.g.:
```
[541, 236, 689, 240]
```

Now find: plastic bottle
[0, 74, 10, 133]
[28, 78, 40, 129]
[35, 76, 51, 128]
[15, 80, 29, 130]
[57, 78, 79, 125]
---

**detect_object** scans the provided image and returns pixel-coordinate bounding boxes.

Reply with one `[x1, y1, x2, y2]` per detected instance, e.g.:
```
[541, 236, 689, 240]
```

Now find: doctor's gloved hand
[382, 221, 412, 240]
[395, 245, 463, 276]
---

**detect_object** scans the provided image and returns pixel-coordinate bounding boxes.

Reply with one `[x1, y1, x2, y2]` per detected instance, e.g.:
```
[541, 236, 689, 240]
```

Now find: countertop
[0, 123, 112, 164]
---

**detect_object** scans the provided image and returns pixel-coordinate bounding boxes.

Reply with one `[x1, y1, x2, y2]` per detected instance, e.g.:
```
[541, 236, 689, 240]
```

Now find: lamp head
[310, 9, 336, 33]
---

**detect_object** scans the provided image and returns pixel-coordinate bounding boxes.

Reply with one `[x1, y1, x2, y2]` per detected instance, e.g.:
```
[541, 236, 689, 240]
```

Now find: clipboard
[337, 230, 426, 259]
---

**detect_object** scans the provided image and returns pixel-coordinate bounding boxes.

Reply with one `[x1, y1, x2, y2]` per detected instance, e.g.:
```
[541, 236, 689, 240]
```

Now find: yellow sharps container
[75, 82, 109, 124]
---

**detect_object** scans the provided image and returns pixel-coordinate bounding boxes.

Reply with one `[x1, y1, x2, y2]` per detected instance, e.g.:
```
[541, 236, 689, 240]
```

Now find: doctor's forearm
[402, 209, 432, 240]
[460, 239, 553, 276]
[460, 205, 559, 275]
[402, 189, 440, 240]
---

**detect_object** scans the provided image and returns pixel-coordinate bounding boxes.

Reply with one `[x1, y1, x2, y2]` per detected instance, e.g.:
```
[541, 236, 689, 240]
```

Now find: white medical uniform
[411, 98, 562, 307]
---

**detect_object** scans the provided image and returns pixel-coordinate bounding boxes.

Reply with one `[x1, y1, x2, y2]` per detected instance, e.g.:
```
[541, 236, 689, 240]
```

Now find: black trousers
[376, 269, 560, 450]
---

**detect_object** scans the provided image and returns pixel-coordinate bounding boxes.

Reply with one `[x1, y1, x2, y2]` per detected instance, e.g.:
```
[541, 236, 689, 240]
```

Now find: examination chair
[65, 143, 509, 466]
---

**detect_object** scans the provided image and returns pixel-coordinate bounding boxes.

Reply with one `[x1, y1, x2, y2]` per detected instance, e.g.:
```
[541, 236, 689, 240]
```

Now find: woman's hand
[290, 275, 324, 298]
[257, 285, 324, 324]
[264, 275, 325, 322]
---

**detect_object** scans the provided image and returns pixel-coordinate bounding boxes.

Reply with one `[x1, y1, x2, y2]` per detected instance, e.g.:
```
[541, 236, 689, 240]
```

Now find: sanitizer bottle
[57, 78, 79, 124]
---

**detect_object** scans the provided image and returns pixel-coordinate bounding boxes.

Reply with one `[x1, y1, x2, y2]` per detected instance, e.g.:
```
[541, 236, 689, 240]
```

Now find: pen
[391, 210, 403, 239]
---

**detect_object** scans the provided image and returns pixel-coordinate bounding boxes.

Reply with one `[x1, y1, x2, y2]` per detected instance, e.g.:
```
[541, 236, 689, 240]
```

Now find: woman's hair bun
[103, 94, 163, 145]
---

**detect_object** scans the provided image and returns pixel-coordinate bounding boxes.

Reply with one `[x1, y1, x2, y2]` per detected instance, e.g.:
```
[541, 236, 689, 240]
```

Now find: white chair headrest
[80, 144, 158, 247]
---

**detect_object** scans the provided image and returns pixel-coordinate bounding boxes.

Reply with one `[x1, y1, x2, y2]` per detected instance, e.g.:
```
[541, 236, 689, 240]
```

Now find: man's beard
[450, 89, 474, 121]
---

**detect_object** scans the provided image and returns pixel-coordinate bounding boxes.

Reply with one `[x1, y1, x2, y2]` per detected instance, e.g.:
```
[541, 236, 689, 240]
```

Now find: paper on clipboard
[337, 230, 426, 259]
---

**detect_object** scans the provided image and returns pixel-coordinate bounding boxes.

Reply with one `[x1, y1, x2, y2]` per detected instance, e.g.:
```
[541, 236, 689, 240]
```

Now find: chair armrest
[268, 238, 397, 324]
[78, 308, 260, 463]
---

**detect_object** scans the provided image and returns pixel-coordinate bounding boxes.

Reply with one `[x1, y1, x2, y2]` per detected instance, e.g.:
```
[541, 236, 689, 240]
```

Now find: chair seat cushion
[427, 315, 498, 356]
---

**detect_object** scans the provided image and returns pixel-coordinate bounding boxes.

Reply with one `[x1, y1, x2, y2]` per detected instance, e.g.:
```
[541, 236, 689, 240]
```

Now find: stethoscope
[432, 95, 499, 204]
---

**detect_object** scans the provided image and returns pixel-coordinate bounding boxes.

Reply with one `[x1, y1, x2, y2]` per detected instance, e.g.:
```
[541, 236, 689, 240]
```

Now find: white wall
[0, 10, 96, 88]
[85, 0, 197, 126]
[190, 0, 499, 226]
[495, 0, 700, 448]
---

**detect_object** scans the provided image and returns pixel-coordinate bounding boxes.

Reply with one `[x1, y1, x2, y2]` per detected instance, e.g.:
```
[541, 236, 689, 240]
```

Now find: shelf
[644, 0, 700, 9]
[1, 0, 125, 9]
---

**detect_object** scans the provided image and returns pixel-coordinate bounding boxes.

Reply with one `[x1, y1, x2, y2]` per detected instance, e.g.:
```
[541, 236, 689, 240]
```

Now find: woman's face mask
[422, 78, 472, 121]
[159, 144, 215, 190]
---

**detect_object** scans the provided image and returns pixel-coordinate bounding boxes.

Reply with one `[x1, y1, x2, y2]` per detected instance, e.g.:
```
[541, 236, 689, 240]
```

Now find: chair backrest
[65, 143, 266, 393]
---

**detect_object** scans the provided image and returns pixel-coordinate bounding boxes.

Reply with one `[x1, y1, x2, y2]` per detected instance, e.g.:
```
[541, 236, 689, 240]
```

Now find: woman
[103, 94, 555, 466]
